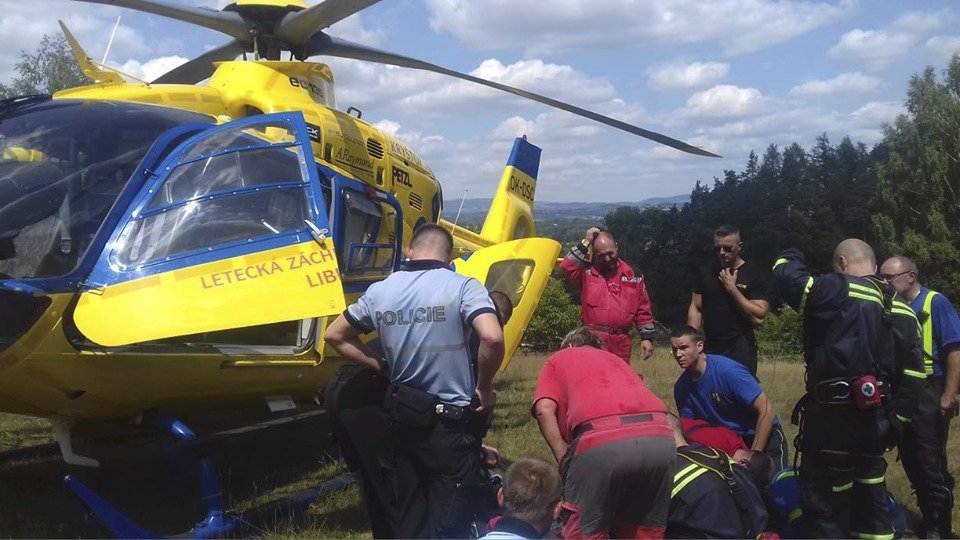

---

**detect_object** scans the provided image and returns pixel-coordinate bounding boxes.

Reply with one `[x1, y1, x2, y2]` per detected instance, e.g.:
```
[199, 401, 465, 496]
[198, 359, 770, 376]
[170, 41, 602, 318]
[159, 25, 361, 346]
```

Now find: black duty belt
[814, 378, 890, 405]
[588, 324, 629, 335]
[435, 402, 472, 421]
[572, 413, 653, 439]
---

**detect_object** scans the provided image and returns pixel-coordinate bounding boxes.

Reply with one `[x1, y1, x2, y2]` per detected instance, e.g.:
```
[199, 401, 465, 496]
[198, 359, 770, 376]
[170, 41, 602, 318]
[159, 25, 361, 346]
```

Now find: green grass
[0, 349, 957, 536]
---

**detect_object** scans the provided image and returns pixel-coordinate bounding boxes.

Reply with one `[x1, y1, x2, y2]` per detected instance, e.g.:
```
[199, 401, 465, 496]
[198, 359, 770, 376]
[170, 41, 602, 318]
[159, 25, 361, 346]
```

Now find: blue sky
[1, 0, 958, 203]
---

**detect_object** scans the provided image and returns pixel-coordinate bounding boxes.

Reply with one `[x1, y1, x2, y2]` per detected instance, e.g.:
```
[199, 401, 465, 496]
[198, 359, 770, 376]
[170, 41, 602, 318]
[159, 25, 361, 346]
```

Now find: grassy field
[0, 349, 957, 537]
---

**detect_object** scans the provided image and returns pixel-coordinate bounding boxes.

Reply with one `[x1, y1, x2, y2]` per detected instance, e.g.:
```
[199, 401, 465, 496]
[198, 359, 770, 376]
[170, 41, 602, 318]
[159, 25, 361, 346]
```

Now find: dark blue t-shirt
[674, 354, 775, 437]
[909, 287, 960, 377]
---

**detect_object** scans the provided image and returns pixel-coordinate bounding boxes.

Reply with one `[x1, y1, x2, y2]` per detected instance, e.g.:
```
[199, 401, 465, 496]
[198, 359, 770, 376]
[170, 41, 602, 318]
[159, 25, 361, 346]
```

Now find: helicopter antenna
[452, 187, 469, 229]
[102, 16, 122, 64]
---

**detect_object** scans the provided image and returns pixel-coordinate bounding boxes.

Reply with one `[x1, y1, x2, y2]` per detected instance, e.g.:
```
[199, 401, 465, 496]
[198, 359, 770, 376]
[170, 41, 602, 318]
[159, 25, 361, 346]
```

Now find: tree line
[527, 53, 960, 349]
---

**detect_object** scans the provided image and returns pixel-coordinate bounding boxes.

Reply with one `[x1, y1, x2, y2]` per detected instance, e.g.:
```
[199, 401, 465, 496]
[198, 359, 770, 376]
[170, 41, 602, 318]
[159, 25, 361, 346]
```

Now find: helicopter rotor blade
[152, 40, 246, 85]
[277, 0, 382, 45]
[72, 0, 251, 44]
[305, 34, 720, 158]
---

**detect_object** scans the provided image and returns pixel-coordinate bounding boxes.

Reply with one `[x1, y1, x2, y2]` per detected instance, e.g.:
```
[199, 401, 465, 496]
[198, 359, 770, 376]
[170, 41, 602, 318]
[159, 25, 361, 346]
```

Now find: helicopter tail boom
[479, 137, 540, 244]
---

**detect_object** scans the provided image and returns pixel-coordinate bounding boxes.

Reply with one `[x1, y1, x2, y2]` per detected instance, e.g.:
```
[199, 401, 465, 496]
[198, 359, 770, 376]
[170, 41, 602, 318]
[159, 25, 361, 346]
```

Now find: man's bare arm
[687, 292, 703, 329]
[719, 268, 770, 326]
[750, 393, 775, 452]
[534, 398, 568, 463]
[474, 312, 505, 413]
[324, 315, 381, 372]
[941, 345, 960, 417]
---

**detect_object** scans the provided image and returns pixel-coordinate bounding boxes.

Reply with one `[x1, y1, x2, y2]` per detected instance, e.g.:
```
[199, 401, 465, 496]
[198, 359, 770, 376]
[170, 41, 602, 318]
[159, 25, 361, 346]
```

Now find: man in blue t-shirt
[881, 256, 959, 538]
[671, 325, 788, 473]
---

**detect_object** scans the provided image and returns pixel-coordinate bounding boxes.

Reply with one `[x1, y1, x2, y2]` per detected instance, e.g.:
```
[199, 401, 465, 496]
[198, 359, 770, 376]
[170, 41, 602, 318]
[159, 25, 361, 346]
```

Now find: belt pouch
[386, 384, 438, 429]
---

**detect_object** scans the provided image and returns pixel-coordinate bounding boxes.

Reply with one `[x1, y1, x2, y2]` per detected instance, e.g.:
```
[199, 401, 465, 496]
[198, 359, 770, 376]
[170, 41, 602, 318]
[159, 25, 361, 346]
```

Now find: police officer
[560, 227, 655, 363]
[880, 255, 958, 538]
[325, 223, 505, 538]
[773, 239, 926, 539]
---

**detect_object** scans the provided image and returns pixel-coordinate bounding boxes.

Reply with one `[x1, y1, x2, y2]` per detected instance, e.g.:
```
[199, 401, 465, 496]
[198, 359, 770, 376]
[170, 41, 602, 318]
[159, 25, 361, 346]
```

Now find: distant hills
[443, 194, 689, 224]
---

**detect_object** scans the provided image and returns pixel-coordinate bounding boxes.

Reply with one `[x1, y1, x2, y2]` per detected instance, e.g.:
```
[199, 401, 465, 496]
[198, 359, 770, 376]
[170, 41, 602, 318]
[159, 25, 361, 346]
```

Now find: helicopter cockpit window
[484, 259, 536, 308]
[114, 121, 312, 268]
[0, 99, 214, 280]
[338, 189, 397, 279]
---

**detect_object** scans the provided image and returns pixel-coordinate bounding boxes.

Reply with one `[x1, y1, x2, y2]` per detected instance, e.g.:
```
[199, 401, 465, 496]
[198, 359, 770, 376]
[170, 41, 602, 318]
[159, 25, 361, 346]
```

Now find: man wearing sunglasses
[880, 255, 958, 539]
[688, 225, 771, 376]
[560, 227, 656, 363]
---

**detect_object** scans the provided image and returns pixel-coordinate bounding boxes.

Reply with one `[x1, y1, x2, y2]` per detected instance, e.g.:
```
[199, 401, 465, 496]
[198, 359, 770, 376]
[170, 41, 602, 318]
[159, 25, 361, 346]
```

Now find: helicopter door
[74, 112, 345, 347]
[451, 237, 561, 370]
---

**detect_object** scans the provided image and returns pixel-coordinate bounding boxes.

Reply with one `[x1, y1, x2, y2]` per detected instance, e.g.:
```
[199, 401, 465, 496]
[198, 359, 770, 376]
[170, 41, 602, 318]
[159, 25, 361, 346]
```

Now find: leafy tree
[523, 276, 581, 350]
[872, 53, 960, 299]
[0, 33, 88, 98]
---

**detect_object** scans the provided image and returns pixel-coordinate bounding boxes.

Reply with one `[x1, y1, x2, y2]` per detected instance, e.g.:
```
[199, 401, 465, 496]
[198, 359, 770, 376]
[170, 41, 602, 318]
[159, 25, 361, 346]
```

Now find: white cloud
[827, 8, 957, 68]
[117, 56, 190, 82]
[828, 29, 917, 65]
[788, 72, 885, 98]
[926, 35, 960, 63]
[330, 56, 620, 121]
[426, 0, 855, 57]
[682, 85, 767, 119]
[646, 61, 729, 91]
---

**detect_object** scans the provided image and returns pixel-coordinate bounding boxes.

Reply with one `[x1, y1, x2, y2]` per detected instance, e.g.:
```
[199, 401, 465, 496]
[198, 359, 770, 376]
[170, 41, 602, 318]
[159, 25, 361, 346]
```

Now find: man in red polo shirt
[560, 227, 655, 363]
[532, 327, 675, 539]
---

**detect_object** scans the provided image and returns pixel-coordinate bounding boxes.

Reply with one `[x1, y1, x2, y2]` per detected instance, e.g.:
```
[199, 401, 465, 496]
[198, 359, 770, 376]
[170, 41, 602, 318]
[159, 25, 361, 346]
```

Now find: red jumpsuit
[560, 244, 655, 363]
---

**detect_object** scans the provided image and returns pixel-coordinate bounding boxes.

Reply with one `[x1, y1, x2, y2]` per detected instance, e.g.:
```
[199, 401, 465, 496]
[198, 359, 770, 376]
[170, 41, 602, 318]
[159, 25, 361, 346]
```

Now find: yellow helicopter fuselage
[0, 59, 558, 424]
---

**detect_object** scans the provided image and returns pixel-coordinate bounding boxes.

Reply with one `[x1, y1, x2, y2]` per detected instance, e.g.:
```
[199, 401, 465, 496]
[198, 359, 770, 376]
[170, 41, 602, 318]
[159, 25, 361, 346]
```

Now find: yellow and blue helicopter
[0, 0, 715, 535]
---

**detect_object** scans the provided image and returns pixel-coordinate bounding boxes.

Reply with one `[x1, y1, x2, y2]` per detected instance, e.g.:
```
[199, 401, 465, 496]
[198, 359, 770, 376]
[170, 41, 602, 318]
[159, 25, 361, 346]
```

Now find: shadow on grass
[0, 413, 348, 538]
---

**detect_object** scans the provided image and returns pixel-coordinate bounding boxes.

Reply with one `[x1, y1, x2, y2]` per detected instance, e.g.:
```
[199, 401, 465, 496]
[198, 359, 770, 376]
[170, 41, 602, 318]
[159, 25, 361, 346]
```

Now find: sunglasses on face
[880, 270, 911, 281]
[714, 245, 737, 254]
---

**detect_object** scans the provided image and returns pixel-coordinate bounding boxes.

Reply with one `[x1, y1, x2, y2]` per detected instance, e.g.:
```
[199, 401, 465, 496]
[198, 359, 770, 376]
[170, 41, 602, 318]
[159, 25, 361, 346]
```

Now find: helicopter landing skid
[63, 413, 358, 539]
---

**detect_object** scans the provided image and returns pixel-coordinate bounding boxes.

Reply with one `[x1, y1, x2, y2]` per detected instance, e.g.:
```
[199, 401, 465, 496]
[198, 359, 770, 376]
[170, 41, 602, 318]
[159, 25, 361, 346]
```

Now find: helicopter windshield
[0, 98, 214, 280]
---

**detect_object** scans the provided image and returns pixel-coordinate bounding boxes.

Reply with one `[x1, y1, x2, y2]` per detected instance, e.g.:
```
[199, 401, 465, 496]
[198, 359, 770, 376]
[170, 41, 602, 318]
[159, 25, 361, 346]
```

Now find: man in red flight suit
[560, 227, 656, 362]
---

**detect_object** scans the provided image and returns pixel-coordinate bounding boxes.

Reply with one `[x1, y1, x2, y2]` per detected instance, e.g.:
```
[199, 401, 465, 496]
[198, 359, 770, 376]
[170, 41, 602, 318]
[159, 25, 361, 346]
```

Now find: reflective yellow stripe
[849, 282, 882, 298]
[773, 257, 790, 270]
[897, 414, 911, 423]
[903, 369, 926, 379]
[788, 508, 803, 523]
[891, 307, 919, 321]
[774, 469, 797, 481]
[833, 482, 854, 492]
[853, 532, 895, 540]
[855, 476, 885, 485]
[891, 299, 913, 312]
[799, 277, 814, 314]
[849, 291, 884, 305]
[921, 290, 938, 373]
[674, 463, 698, 483]
[672, 467, 709, 498]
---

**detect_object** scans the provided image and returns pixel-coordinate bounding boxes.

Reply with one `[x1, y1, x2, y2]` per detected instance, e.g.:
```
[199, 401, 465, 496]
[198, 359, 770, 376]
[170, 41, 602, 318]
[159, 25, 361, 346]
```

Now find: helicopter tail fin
[479, 137, 541, 243]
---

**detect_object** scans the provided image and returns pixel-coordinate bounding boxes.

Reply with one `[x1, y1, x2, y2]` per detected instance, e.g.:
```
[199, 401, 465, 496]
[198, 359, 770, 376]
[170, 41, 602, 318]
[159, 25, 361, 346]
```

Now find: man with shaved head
[560, 227, 656, 363]
[773, 239, 927, 539]
[880, 255, 959, 538]
[688, 224, 771, 376]
[326, 223, 505, 538]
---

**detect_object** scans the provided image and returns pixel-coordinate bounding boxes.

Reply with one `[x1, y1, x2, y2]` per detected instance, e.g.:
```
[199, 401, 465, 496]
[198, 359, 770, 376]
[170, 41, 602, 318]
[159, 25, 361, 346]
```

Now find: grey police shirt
[344, 259, 497, 406]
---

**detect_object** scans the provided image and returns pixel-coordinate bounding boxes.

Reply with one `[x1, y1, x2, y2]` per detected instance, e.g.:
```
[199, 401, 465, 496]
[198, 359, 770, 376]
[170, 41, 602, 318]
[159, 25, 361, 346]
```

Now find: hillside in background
[443, 194, 689, 244]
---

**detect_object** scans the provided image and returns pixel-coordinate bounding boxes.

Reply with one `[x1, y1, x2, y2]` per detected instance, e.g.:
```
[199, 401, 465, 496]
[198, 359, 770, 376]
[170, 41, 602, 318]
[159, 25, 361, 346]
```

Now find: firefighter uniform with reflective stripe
[667, 443, 768, 538]
[773, 248, 926, 540]
[900, 287, 957, 536]
[560, 240, 655, 362]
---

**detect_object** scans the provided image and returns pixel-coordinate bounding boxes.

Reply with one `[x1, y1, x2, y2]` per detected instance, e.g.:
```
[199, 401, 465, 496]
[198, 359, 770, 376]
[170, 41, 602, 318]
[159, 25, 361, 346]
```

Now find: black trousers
[391, 417, 483, 539]
[797, 400, 894, 539]
[706, 333, 758, 376]
[900, 376, 955, 530]
[325, 365, 398, 538]
[745, 423, 790, 475]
